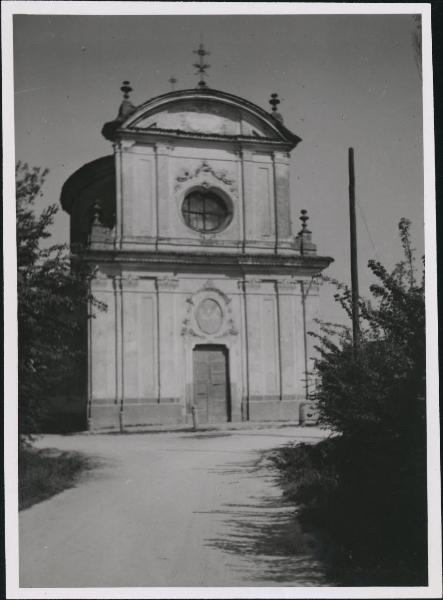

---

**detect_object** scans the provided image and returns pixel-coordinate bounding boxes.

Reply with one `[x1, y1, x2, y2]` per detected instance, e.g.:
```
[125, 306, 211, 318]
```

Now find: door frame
[191, 343, 232, 423]
[183, 335, 242, 424]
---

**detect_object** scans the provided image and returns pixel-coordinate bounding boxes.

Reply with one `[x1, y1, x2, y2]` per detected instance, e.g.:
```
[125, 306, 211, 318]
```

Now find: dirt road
[20, 427, 329, 587]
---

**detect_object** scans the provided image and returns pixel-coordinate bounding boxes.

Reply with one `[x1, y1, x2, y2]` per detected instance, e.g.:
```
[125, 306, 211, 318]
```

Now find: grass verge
[19, 446, 93, 511]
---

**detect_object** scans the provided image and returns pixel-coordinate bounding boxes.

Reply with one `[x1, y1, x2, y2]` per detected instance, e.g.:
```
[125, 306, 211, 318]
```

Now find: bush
[16, 162, 104, 437]
[274, 433, 427, 585]
[274, 219, 427, 585]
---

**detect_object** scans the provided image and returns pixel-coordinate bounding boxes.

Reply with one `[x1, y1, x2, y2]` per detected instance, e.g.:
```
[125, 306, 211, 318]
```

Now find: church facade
[60, 81, 333, 431]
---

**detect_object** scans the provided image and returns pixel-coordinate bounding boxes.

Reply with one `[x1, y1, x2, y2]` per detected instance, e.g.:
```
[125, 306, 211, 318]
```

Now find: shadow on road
[198, 460, 331, 586]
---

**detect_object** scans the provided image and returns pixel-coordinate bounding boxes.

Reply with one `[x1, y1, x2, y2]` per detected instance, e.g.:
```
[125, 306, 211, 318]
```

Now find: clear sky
[13, 12, 424, 324]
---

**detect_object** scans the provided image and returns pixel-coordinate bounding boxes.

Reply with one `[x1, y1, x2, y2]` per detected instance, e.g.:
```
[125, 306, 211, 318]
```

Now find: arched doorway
[193, 345, 231, 423]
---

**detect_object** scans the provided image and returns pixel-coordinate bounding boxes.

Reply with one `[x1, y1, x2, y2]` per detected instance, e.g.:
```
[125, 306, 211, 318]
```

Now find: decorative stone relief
[199, 233, 217, 245]
[180, 318, 204, 338]
[298, 280, 320, 296]
[174, 160, 237, 195]
[202, 280, 231, 303]
[226, 319, 239, 336]
[196, 298, 223, 335]
[91, 268, 113, 290]
[121, 274, 139, 288]
[181, 102, 233, 117]
[244, 278, 262, 290]
[112, 275, 123, 293]
[277, 278, 298, 290]
[156, 276, 179, 291]
[181, 282, 237, 339]
[94, 267, 109, 280]
[119, 139, 137, 152]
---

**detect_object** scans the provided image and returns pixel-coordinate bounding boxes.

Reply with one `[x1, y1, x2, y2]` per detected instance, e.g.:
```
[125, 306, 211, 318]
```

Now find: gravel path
[20, 427, 330, 587]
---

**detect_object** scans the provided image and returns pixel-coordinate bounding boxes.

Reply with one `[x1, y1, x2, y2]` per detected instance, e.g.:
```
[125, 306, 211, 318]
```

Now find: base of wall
[88, 397, 304, 430]
[90, 402, 184, 430]
[248, 399, 302, 422]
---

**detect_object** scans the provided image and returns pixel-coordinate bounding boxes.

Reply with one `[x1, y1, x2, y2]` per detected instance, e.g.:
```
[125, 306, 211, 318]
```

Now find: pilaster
[113, 142, 123, 249]
[156, 143, 172, 238]
[89, 271, 117, 409]
[273, 151, 292, 240]
[243, 279, 264, 399]
[277, 279, 299, 399]
[156, 276, 180, 402]
[113, 275, 124, 429]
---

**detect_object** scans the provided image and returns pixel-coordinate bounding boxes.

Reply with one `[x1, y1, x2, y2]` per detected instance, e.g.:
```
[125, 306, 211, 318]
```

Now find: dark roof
[60, 155, 114, 214]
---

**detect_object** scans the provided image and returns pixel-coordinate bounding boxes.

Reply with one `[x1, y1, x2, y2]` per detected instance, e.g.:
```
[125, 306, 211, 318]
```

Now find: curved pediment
[119, 89, 301, 148]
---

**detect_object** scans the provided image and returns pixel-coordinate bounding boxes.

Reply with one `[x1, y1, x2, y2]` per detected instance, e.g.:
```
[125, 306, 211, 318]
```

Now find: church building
[60, 47, 333, 430]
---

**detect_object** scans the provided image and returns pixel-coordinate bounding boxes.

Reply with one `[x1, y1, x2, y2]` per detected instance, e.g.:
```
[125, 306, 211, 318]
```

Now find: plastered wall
[88, 272, 319, 429]
[116, 141, 293, 253]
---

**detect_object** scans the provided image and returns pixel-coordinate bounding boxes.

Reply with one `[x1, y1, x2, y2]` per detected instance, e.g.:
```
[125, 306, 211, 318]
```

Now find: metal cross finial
[169, 77, 177, 91]
[120, 80, 133, 100]
[193, 43, 211, 89]
[269, 92, 281, 112]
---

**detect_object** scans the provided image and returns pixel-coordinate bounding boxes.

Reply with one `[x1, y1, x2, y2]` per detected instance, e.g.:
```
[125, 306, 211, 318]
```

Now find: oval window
[182, 190, 230, 233]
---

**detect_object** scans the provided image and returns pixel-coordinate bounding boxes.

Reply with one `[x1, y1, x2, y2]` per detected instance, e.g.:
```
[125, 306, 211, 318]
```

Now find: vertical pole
[348, 147, 360, 354]
[298, 211, 309, 401]
[300, 280, 309, 402]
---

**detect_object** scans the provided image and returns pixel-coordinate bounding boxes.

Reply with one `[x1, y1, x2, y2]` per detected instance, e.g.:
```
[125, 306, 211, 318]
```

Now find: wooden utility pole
[348, 147, 360, 353]
[298, 209, 311, 401]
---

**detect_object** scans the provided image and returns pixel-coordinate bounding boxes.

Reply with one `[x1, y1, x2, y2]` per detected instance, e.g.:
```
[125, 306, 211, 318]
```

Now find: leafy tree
[312, 218, 425, 437]
[312, 219, 426, 584]
[274, 219, 427, 585]
[16, 162, 103, 437]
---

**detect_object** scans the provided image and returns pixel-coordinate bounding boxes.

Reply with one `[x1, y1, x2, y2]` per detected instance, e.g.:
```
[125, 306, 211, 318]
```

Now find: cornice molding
[117, 87, 301, 149]
[85, 249, 333, 275]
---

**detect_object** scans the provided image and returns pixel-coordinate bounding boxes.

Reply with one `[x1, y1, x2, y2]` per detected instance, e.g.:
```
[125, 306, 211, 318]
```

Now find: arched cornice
[118, 88, 301, 148]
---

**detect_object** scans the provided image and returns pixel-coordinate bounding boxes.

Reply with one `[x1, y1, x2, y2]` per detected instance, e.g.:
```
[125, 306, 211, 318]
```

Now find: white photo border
[3, 2, 441, 599]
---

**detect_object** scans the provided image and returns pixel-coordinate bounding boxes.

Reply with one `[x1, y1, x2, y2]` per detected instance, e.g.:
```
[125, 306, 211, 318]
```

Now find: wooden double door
[193, 345, 231, 423]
